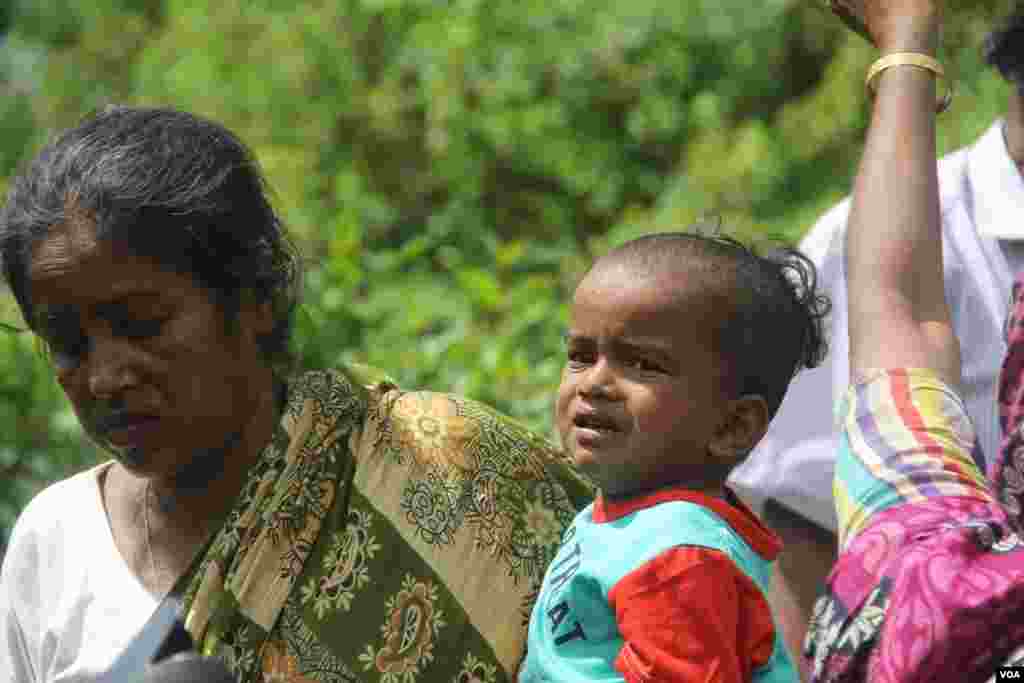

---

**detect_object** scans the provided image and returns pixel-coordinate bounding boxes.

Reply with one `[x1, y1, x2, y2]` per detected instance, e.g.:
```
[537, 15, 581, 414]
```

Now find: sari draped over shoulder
[180, 368, 592, 682]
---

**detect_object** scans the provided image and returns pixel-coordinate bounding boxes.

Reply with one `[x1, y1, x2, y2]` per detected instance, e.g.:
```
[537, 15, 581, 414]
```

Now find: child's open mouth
[572, 411, 623, 445]
[573, 412, 619, 432]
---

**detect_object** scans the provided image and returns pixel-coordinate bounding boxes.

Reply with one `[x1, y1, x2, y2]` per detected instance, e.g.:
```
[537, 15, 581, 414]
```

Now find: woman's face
[26, 219, 275, 485]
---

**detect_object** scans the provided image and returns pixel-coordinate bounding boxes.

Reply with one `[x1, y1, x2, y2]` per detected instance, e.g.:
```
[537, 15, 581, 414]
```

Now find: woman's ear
[707, 395, 770, 463]
[238, 297, 276, 339]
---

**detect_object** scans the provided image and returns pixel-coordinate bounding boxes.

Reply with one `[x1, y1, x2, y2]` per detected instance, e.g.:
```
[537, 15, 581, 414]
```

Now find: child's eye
[566, 350, 594, 368]
[626, 357, 662, 373]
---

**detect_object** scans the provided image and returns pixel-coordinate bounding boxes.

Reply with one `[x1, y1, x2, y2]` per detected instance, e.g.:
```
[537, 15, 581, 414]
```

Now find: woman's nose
[86, 338, 141, 399]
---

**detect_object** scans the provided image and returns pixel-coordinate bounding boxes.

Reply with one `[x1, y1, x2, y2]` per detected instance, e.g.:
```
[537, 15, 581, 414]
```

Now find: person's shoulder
[285, 367, 373, 429]
[377, 387, 595, 504]
[799, 198, 853, 263]
[937, 143, 971, 174]
[932, 126, 1000, 219]
[936, 142, 973, 210]
[800, 136, 979, 253]
[13, 465, 104, 532]
[3, 464, 106, 574]
[609, 495, 735, 553]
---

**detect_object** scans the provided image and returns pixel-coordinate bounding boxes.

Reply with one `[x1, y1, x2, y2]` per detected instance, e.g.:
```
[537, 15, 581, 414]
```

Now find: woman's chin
[109, 447, 170, 480]
[86, 431, 147, 466]
[90, 437, 171, 480]
[115, 446, 153, 468]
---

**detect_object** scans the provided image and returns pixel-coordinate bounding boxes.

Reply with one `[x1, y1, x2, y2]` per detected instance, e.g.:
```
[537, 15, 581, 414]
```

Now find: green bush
[0, 0, 1015, 553]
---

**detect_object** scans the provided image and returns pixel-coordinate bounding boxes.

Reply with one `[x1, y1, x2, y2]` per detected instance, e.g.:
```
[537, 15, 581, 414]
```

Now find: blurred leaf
[0, 0, 1017, 553]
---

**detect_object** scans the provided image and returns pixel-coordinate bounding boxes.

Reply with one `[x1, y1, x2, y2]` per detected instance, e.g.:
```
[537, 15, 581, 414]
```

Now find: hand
[828, 0, 942, 53]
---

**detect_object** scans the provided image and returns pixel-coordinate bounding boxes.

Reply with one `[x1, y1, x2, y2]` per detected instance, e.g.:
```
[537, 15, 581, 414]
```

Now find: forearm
[845, 19, 960, 384]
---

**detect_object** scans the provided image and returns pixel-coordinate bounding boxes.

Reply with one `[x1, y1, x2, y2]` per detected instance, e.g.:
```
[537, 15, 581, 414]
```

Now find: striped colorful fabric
[806, 368, 1024, 683]
[834, 368, 994, 549]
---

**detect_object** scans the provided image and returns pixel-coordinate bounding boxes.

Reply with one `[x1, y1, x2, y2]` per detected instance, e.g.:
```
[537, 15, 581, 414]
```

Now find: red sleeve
[608, 546, 776, 683]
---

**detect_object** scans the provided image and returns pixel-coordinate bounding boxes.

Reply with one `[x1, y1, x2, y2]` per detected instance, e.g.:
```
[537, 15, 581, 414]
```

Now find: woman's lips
[97, 414, 162, 447]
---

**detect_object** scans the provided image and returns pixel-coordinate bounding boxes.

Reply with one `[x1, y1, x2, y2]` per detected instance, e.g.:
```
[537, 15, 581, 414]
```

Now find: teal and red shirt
[520, 486, 797, 682]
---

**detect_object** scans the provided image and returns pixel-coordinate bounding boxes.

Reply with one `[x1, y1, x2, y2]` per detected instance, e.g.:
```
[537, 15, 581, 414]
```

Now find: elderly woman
[805, 0, 1024, 680]
[0, 107, 591, 682]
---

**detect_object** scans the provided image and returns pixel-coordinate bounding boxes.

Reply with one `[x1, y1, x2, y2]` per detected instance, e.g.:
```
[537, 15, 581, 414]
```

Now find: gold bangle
[865, 52, 953, 113]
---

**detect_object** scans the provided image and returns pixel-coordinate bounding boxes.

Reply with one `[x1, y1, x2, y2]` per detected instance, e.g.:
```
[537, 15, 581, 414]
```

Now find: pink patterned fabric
[808, 498, 1024, 681]
[995, 280, 1024, 518]
[806, 364, 1024, 681]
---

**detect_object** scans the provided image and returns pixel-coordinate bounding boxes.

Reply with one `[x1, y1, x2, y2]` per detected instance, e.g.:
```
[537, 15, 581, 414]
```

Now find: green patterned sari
[177, 367, 592, 682]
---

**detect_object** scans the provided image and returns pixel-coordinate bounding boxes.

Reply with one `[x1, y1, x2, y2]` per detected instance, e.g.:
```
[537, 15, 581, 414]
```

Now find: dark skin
[556, 261, 770, 500]
[758, 501, 836, 681]
[27, 215, 279, 597]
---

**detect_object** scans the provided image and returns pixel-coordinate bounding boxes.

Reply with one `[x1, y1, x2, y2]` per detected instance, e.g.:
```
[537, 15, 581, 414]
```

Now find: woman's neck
[149, 373, 282, 532]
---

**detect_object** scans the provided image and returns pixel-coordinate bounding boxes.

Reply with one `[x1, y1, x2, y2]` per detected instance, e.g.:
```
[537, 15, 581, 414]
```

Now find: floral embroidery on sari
[179, 368, 592, 682]
[358, 575, 446, 682]
[300, 507, 383, 618]
[371, 388, 585, 588]
[455, 653, 499, 683]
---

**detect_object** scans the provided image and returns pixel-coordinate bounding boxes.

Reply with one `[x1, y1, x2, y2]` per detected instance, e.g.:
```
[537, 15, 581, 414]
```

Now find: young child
[520, 231, 828, 682]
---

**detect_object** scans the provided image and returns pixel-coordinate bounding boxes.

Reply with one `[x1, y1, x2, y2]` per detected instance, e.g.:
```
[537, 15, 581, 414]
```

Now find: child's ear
[707, 395, 770, 462]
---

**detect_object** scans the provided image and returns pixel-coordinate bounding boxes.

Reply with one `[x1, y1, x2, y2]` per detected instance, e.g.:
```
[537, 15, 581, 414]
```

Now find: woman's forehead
[28, 220, 102, 282]
[28, 225, 189, 310]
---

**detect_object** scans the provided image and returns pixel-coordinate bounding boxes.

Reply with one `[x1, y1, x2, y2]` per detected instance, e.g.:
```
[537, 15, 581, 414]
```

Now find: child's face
[556, 266, 734, 497]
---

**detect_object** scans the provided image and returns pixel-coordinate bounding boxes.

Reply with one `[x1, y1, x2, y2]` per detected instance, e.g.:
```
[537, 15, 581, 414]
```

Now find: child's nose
[578, 359, 616, 399]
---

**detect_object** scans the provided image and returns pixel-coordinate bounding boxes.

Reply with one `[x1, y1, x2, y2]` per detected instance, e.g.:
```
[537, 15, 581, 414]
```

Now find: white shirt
[729, 121, 1024, 531]
[0, 463, 157, 682]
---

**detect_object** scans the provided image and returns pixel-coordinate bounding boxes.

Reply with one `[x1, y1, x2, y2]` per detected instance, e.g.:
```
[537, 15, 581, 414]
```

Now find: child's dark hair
[599, 230, 830, 418]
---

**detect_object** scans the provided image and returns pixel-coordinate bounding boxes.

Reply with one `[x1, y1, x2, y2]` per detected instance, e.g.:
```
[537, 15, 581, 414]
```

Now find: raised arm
[843, 0, 960, 386]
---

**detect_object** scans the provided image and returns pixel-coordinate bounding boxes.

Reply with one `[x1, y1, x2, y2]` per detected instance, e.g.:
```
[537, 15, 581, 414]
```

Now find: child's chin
[570, 446, 597, 467]
[570, 449, 610, 482]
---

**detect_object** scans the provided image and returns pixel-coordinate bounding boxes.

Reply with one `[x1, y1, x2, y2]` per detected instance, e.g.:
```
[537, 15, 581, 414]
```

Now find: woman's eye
[111, 317, 165, 339]
[50, 343, 87, 371]
[41, 323, 89, 370]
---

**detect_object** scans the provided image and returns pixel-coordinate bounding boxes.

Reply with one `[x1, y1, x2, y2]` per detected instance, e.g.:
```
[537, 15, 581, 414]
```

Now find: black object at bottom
[143, 653, 235, 683]
[96, 594, 234, 682]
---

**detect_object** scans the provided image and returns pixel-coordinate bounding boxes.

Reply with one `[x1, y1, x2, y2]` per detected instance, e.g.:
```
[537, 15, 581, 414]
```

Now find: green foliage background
[0, 0, 1015, 554]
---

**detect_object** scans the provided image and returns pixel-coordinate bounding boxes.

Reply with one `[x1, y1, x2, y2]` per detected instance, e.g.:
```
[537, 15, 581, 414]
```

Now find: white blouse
[730, 121, 1024, 531]
[0, 463, 157, 682]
